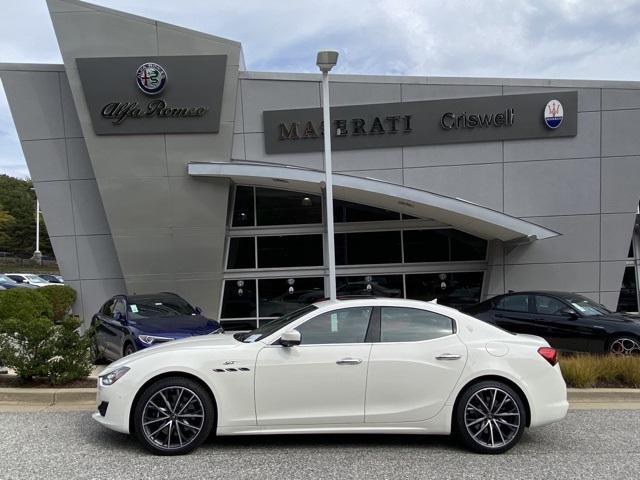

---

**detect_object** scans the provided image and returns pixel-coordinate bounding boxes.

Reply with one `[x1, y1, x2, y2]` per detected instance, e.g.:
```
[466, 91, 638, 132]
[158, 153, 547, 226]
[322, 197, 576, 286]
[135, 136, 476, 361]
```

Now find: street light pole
[30, 187, 41, 264]
[317, 51, 339, 301]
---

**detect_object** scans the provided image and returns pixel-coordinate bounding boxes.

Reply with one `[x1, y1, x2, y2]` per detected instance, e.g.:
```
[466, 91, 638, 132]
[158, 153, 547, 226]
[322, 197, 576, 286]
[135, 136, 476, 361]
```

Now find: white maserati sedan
[93, 298, 568, 455]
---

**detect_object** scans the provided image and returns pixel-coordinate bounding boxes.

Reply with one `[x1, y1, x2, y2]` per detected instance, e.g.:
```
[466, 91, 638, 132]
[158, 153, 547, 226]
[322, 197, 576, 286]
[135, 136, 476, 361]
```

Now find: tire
[608, 335, 640, 355]
[133, 376, 215, 455]
[90, 340, 107, 365]
[123, 343, 136, 357]
[454, 380, 526, 454]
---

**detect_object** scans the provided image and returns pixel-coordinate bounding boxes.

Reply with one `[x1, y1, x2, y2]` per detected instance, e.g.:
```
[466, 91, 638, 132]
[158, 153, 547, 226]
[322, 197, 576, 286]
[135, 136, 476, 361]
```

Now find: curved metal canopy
[188, 161, 559, 242]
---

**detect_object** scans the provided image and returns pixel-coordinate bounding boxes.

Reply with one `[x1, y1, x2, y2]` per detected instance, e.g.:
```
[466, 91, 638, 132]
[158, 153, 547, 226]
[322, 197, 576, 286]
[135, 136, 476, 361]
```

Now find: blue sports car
[91, 292, 222, 362]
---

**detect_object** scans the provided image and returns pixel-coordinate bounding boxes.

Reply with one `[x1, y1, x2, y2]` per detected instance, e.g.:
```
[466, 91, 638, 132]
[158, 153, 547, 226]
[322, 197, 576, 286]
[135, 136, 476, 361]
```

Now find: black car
[91, 292, 222, 362]
[464, 291, 640, 355]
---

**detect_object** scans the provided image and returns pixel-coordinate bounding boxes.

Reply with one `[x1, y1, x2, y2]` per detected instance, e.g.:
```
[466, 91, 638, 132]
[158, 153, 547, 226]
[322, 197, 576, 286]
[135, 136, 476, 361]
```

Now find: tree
[0, 175, 52, 257]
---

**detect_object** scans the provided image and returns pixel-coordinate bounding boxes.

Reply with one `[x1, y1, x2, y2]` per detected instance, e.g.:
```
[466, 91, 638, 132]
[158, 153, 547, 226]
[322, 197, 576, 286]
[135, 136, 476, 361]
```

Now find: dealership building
[1, 0, 639, 328]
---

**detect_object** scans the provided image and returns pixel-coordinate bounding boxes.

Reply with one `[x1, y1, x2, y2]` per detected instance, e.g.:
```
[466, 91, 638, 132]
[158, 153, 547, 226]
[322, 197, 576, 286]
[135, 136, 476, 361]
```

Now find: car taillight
[538, 347, 558, 366]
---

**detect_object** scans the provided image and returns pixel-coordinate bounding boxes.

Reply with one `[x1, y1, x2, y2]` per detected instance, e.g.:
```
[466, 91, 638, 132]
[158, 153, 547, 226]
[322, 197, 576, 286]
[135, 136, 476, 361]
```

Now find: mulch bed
[0, 375, 96, 389]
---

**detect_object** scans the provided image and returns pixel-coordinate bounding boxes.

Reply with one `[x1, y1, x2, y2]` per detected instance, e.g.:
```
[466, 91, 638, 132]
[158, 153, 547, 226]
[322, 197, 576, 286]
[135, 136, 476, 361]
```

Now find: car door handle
[435, 353, 462, 361]
[336, 358, 363, 365]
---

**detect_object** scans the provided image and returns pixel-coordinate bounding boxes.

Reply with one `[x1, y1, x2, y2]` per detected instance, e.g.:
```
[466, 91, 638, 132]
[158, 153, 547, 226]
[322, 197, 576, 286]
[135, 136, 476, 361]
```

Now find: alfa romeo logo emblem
[136, 62, 167, 95]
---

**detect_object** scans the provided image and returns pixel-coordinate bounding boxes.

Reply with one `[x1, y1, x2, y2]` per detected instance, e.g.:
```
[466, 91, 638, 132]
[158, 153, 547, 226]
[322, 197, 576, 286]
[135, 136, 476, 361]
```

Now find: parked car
[0, 274, 37, 290]
[38, 274, 64, 284]
[4, 273, 51, 288]
[464, 291, 640, 355]
[91, 292, 222, 362]
[93, 297, 567, 455]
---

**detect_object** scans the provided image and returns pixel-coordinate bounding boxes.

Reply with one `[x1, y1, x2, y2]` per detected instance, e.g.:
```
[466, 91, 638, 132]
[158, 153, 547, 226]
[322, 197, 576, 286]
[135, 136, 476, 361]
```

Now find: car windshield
[0, 275, 16, 284]
[127, 297, 196, 319]
[564, 295, 611, 316]
[25, 274, 48, 284]
[234, 304, 318, 343]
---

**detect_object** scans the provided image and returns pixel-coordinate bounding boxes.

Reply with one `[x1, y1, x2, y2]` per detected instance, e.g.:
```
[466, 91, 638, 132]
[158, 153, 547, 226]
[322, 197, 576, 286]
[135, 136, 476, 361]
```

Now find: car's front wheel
[454, 380, 526, 454]
[608, 336, 640, 355]
[133, 376, 215, 455]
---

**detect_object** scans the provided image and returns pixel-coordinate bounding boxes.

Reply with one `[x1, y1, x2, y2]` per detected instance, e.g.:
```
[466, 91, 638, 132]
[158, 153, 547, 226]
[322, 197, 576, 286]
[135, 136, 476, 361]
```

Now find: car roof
[312, 297, 461, 315]
[498, 291, 584, 298]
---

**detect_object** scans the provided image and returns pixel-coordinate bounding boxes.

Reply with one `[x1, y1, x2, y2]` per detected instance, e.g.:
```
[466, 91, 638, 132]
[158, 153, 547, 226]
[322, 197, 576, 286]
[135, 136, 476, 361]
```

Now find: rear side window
[380, 307, 454, 343]
[297, 307, 372, 345]
[496, 294, 529, 313]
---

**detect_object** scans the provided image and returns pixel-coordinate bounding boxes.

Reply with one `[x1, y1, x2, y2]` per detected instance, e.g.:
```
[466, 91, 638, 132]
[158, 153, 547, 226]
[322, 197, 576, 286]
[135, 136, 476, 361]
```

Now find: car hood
[106, 333, 240, 370]
[128, 314, 219, 336]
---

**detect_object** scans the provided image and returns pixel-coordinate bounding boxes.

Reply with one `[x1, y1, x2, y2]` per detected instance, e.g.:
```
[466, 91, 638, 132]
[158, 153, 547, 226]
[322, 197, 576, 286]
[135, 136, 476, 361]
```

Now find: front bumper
[92, 378, 134, 434]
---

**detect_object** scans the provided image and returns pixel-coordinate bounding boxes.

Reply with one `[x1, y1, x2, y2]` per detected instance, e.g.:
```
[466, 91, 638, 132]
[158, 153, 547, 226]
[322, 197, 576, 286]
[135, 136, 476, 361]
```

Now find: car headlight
[138, 334, 174, 345]
[100, 366, 130, 386]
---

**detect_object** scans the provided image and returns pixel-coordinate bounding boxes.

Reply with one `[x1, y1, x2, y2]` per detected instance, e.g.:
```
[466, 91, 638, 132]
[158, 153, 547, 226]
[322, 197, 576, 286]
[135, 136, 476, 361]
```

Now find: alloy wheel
[609, 337, 640, 356]
[141, 386, 205, 451]
[464, 387, 521, 449]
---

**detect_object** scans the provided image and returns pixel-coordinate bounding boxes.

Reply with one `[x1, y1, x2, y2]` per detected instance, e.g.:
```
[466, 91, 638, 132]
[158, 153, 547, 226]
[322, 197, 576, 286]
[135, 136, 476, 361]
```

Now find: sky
[1, 0, 640, 178]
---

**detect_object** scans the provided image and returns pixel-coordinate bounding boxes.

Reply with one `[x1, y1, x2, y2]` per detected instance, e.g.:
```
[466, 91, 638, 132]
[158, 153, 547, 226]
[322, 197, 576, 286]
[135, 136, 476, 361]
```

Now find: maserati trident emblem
[544, 99, 563, 129]
[136, 62, 167, 95]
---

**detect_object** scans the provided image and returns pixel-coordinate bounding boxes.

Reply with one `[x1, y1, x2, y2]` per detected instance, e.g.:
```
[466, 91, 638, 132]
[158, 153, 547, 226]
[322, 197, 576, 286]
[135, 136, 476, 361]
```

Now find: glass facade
[220, 185, 488, 327]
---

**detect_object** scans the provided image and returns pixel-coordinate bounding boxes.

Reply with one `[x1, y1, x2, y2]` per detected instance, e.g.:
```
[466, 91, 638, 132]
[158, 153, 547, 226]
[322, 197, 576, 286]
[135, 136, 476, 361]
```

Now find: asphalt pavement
[0, 409, 638, 480]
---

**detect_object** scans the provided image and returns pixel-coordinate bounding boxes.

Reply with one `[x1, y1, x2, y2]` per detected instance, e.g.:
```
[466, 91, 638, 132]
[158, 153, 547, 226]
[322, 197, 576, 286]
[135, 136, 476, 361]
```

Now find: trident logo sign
[544, 99, 563, 129]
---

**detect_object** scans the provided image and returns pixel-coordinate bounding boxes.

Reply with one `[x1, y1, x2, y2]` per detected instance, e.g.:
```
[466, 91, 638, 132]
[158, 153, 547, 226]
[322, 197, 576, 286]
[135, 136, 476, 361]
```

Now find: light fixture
[301, 196, 312, 206]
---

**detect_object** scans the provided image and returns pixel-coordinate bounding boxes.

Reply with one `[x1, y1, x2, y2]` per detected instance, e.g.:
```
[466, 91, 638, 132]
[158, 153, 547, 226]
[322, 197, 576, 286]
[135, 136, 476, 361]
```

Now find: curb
[1, 387, 640, 408]
[0, 387, 95, 405]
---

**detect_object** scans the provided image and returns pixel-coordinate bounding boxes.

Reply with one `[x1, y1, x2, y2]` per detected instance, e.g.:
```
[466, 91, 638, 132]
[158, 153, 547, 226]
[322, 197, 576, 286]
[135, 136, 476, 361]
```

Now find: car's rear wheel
[454, 380, 526, 454]
[608, 336, 640, 355]
[133, 376, 215, 455]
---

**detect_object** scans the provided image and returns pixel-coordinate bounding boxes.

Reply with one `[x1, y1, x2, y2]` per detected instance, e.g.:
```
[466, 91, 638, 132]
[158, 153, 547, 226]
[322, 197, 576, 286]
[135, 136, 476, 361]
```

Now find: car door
[93, 299, 115, 358]
[254, 305, 373, 426]
[532, 295, 600, 352]
[104, 297, 128, 358]
[365, 306, 466, 423]
[491, 294, 544, 336]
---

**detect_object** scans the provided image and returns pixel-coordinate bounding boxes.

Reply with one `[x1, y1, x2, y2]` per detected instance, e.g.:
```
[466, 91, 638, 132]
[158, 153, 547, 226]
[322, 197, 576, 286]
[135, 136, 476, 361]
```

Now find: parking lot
[0, 409, 638, 480]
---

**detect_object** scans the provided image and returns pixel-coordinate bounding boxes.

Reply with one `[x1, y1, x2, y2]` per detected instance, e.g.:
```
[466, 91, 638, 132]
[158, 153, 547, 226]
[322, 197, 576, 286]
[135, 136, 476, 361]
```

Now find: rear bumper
[528, 364, 569, 428]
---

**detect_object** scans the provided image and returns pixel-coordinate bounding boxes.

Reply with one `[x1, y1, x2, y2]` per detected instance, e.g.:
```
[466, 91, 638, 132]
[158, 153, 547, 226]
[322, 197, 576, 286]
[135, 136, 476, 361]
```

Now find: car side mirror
[280, 330, 301, 347]
[194, 306, 203, 315]
[559, 307, 578, 319]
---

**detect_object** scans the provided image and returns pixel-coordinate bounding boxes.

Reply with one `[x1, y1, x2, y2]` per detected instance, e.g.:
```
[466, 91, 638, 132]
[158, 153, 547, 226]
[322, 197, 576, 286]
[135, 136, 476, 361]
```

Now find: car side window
[496, 294, 530, 313]
[296, 307, 372, 345]
[380, 307, 454, 343]
[113, 299, 126, 319]
[534, 295, 566, 316]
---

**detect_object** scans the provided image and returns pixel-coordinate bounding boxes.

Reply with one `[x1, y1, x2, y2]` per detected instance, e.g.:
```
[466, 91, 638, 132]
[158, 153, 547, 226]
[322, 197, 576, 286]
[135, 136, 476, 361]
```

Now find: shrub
[47, 317, 93, 385]
[0, 288, 52, 322]
[39, 285, 77, 323]
[0, 286, 92, 384]
[560, 354, 640, 388]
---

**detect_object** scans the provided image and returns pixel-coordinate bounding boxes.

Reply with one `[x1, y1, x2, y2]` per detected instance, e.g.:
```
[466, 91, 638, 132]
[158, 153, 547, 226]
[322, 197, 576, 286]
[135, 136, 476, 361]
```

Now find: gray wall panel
[241, 79, 320, 132]
[156, 23, 242, 66]
[21, 139, 69, 182]
[112, 230, 174, 276]
[70, 179, 110, 235]
[404, 163, 504, 211]
[601, 156, 640, 213]
[600, 291, 621, 310]
[342, 169, 404, 184]
[401, 84, 502, 101]
[231, 133, 245, 160]
[88, 135, 168, 178]
[602, 109, 640, 157]
[328, 82, 401, 106]
[66, 137, 94, 180]
[403, 141, 502, 168]
[600, 261, 627, 292]
[503, 111, 600, 162]
[603, 89, 640, 110]
[33, 180, 75, 237]
[59, 72, 82, 138]
[168, 176, 230, 229]
[601, 213, 637, 261]
[333, 147, 402, 172]
[49, 236, 79, 281]
[507, 215, 600, 264]
[504, 158, 600, 217]
[76, 235, 122, 280]
[244, 132, 323, 169]
[0, 70, 64, 140]
[505, 262, 600, 292]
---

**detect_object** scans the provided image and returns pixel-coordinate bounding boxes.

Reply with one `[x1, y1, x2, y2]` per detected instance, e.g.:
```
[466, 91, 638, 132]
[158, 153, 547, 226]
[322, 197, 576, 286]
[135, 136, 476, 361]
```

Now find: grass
[560, 354, 640, 388]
